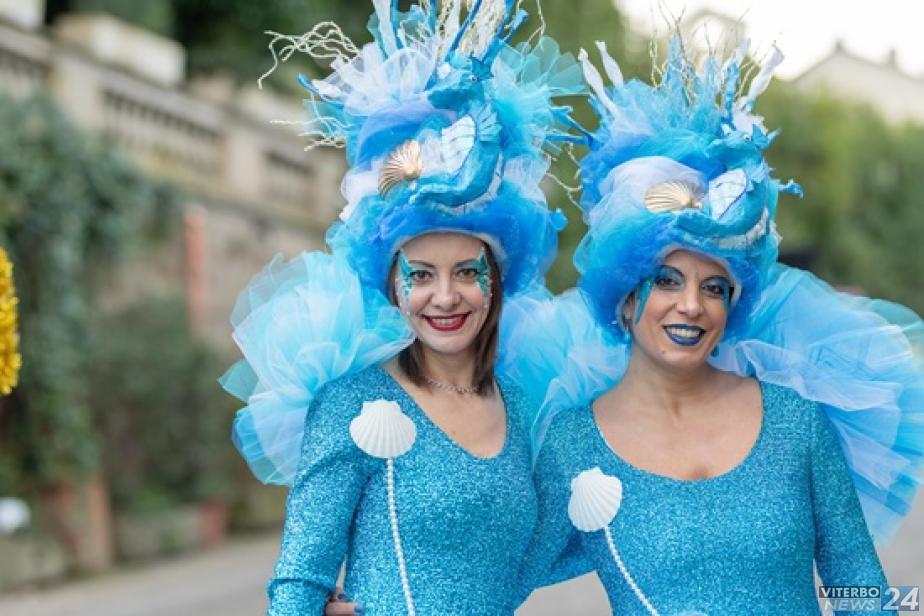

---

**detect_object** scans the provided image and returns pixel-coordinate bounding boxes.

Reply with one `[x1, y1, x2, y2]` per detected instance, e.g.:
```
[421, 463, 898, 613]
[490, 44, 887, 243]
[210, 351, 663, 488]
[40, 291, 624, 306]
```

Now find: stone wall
[0, 6, 346, 353]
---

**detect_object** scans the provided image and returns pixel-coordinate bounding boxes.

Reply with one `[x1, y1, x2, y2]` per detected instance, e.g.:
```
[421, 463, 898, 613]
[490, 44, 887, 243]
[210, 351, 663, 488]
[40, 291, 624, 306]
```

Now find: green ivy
[0, 93, 177, 490]
[87, 298, 236, 513]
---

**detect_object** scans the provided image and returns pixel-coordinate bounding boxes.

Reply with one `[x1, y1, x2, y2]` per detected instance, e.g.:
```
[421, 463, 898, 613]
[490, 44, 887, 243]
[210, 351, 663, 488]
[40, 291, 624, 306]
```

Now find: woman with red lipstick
[220, 2, 586, 614]
[508, 38, 924, 614]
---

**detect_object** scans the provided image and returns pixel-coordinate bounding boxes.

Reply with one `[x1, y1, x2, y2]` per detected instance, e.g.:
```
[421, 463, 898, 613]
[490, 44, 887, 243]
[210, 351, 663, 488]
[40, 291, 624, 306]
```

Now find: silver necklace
[423, 375, 478, 395]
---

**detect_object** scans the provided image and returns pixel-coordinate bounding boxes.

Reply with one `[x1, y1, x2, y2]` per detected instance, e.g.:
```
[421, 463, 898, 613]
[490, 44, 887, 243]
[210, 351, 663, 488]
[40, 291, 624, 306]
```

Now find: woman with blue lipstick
[220, 1, 584, 614]
[507, 38, 924, 614]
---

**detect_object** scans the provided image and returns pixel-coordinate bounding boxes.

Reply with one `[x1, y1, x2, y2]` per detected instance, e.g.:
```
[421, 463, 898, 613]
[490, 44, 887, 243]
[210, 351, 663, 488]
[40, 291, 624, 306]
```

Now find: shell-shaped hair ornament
[644, 180, 704, 214]
[568, 467, 623, 532]
[349, 399, 417, 458]
[379, 140, 423, 197]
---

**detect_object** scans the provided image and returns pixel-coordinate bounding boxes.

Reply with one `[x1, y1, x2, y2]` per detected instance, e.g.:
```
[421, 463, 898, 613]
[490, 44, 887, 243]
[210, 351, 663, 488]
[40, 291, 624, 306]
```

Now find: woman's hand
[325, 587, 362, 615]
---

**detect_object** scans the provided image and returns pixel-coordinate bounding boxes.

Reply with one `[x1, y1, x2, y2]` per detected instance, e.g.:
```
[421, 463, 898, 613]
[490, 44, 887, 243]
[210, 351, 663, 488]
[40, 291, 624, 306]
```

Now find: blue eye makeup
[643, 265, 734, 314]
[654, 265, 683, 289]
[456, 248, 491, 297]
[634, 278, 654, 324]
[635, 265, 680, 323]
[702, 276, 733, 311]
[397, 250, 416, 304]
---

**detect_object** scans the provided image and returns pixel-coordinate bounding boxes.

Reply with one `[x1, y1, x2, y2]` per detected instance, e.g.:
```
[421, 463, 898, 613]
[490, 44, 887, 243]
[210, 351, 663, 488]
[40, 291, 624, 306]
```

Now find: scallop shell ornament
[568, 467, 624, 532]
[349, 399, 417, 459]
[644, 180, 703, 213]
[378, 140, 422, 197]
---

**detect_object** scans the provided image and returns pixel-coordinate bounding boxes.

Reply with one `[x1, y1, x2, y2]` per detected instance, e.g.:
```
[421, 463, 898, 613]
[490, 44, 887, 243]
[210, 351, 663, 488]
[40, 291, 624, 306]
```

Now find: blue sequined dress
[268, 365, 538, 615]
[518, 381, 887, 615]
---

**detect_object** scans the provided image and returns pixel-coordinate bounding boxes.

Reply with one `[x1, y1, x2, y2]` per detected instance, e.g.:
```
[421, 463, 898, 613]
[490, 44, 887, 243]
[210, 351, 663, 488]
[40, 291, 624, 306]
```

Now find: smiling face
[392, 232, 494, 359]
[624, 250, 734, 375]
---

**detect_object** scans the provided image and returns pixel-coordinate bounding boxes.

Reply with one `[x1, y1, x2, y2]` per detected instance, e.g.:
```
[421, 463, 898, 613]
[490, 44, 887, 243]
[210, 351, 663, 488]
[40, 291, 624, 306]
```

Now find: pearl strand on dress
[387, 458, 416, 616]
[604, 526, 660, 616]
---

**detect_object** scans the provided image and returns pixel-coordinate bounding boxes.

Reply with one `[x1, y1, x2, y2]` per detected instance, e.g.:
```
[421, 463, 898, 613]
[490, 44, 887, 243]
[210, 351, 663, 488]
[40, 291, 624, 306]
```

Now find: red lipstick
[423, 313, 469, 332]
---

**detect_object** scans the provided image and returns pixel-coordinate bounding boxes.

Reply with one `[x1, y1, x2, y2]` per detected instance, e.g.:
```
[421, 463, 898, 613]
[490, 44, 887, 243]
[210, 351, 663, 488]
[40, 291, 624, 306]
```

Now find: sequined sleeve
[809, 401, 888, 598]
[267, 383, 375, 615]
[514, 412, 591, 607]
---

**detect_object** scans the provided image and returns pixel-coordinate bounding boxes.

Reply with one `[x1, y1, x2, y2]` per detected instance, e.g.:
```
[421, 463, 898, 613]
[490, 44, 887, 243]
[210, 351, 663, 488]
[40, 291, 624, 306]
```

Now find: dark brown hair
[387, 242, 503, 396]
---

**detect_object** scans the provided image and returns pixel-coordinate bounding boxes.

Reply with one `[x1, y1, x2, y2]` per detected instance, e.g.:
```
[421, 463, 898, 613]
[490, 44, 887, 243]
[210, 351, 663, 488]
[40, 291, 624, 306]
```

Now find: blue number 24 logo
[883, 586, 920, 611]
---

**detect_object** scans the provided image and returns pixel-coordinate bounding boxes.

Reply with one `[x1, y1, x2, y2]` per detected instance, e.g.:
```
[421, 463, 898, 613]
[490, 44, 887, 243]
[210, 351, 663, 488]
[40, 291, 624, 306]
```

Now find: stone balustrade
[0, 8, 347, 348]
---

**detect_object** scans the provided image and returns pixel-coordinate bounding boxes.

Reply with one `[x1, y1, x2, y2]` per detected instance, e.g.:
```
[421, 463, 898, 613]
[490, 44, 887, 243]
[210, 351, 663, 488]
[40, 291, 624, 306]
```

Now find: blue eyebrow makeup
[634, 264, 684, 322]
[655, 265, 683, 287]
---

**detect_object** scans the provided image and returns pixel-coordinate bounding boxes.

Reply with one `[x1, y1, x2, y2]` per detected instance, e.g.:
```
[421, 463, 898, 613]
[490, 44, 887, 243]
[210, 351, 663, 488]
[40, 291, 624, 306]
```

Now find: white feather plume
[579, 48, 619, 119]
[595, 41, 624, 87]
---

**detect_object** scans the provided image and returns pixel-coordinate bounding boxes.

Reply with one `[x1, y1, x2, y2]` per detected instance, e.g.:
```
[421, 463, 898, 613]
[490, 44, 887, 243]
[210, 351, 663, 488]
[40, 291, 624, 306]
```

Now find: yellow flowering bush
[0, 247, 21, 395]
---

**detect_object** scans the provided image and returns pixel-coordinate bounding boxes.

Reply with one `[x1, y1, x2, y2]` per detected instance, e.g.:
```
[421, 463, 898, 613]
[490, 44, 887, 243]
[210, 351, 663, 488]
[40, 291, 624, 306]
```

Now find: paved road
[1, 503, 921, 616]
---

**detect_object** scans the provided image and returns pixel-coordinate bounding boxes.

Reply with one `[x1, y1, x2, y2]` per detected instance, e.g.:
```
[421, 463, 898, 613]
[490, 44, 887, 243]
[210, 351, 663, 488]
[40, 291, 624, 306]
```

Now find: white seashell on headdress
[379, 140, 423, 197]
[644, 180, 703, 214]
[350, 399, 417, 459]
[704, 168, 748, 221]
[568, 467, 623, 532]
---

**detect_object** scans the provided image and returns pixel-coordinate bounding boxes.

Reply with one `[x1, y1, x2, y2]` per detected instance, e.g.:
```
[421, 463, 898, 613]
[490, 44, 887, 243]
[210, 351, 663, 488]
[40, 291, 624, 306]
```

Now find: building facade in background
[681, 8, 924, 126]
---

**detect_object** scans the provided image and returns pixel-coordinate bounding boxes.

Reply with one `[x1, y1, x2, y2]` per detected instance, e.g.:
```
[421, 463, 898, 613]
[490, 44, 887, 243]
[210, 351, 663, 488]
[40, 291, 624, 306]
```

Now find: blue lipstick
[663, 324, 705, 346]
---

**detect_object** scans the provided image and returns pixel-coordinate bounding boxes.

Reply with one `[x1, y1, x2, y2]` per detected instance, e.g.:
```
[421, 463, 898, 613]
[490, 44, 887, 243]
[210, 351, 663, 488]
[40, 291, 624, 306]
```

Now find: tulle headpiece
[574, 38, 801, 336]
[269, 0, 583, 293]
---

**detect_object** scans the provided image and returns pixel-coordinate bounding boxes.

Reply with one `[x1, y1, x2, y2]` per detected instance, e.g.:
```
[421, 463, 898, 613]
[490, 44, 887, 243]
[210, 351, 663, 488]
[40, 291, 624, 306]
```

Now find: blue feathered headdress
[574, 38, 802, 338]
[265, 0, 584, 293]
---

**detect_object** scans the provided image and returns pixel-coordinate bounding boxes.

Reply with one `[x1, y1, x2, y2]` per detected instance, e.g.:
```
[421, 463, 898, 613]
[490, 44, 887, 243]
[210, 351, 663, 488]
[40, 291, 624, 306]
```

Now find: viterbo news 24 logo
[818, 586, 919, 612]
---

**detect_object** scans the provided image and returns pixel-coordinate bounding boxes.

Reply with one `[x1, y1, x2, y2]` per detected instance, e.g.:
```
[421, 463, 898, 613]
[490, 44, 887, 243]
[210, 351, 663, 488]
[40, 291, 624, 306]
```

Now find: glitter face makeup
[457, 247, 491, 309]
[392, 233, 493, 358]
[397, 249, 416, 308]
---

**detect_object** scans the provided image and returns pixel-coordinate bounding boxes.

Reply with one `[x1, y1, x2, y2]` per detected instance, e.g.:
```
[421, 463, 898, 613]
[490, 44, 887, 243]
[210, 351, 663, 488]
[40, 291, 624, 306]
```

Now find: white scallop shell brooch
[349, 399, 416, 459]
[349, 400, 418, 615]
[568, 466, 623, 531]
[568, 468, 660, 616]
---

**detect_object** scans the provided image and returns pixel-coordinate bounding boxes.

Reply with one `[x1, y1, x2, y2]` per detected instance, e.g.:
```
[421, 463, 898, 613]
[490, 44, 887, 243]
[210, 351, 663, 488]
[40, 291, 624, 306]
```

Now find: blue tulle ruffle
[713, 265, 924, 544]
[498, 286, 629, 457]
[220, 252, 414, 485]
[502, 265, 923, 543]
